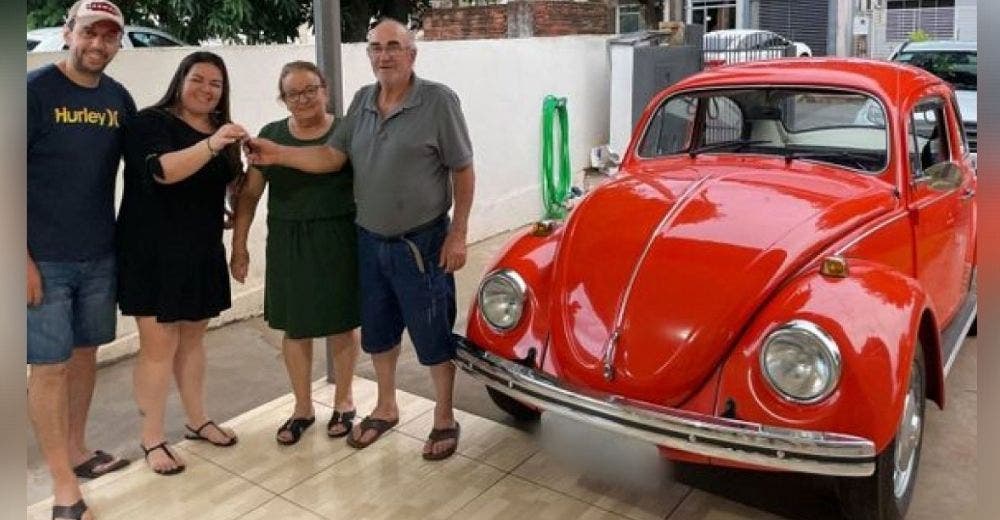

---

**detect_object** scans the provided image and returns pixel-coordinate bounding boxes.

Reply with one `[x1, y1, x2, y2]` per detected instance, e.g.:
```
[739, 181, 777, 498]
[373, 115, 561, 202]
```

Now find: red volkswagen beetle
[455, 59, 976, 520]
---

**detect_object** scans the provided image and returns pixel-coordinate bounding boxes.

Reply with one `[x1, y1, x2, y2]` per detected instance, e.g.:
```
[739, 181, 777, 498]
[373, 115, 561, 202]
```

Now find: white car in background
[28, 25, 187, 52]
[889, 40, 977, 153]
[703, 29, 812, 67]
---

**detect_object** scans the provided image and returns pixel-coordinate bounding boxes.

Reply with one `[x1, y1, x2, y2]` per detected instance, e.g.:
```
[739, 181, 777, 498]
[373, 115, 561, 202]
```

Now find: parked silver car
[889, 40, 977, 153]
[28, 25, 187, 52]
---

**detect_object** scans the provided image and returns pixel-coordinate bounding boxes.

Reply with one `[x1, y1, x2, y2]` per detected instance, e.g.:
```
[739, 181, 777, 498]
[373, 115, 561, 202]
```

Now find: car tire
[486, 386, 542, 422]
[836, 342, 925, 520]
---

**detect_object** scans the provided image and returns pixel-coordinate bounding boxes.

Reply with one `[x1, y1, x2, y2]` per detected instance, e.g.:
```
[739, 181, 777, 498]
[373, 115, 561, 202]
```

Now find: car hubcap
[892, 366, 922, 498]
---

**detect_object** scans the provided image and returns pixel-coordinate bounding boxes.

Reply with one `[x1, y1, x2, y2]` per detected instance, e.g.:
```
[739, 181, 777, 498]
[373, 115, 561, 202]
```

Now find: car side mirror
[915, 161, 963, 191]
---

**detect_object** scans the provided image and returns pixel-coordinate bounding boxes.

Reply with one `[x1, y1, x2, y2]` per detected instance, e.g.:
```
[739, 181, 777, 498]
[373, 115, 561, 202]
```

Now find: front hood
[956, 90, 977, 124]
[546, 160, 895, 406]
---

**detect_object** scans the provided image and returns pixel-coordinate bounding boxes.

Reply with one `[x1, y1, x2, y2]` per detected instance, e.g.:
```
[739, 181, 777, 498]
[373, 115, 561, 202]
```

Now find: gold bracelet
[205, 138, 218, 157]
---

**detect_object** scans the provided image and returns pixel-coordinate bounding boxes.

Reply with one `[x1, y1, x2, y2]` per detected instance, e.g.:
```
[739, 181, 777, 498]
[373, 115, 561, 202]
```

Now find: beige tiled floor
[30, 341, 976, 520]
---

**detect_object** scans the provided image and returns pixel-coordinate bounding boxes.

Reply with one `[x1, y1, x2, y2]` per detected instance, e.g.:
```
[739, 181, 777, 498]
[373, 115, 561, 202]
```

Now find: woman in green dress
[230, 61, 360, 445]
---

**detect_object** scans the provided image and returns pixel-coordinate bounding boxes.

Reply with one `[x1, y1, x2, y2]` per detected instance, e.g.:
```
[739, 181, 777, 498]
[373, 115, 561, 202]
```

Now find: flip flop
[52, 498, 87, 520]
[423, 422, 461, 461]
[276, 416, 315, 445]
[184, 420, 238, 447]
[140, 441, 185, 476]
[345, 416, 398, 449]
[72, 450, 130, 479]
[327, 409, 356, 438]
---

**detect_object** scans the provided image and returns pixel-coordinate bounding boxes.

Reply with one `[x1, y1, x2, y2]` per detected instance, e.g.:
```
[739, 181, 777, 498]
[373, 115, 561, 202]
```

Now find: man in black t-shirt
[27, 1, 135, 517]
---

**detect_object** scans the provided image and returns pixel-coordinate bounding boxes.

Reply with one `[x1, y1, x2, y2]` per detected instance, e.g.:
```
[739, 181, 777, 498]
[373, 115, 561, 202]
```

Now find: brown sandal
[345, 416, 398, 449]
[327, 409, 356, 438]
[423, 422, 461, 461]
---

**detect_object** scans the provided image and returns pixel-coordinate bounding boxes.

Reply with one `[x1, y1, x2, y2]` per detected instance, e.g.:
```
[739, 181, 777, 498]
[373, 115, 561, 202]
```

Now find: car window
[28, 39, 39, 51]
[910, 98, 950, 180]
[638, 88, 889, 173]
[895, 50, 977, 91]
[128, 31, 181, 48]
[639, 96, 697, 156]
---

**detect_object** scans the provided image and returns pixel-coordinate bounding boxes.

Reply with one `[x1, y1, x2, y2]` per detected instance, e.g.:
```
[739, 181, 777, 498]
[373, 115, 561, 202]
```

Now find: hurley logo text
[53, 106, 120, 127]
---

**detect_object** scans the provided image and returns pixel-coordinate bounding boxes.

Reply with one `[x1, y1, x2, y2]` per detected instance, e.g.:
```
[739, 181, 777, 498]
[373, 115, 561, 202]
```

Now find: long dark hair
[152, 51, 241, 177]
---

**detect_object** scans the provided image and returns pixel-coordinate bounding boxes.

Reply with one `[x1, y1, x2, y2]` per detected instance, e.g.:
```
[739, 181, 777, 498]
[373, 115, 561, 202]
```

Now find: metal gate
[757, 0, 829, 56]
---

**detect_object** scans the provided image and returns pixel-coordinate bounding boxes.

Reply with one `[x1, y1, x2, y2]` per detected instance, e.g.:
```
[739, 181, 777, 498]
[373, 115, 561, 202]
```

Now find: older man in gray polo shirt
[248, 19, 474, 460]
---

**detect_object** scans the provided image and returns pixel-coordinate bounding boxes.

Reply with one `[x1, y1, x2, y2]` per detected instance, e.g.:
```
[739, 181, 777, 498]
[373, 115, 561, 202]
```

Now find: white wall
[27, 35, 612, 362]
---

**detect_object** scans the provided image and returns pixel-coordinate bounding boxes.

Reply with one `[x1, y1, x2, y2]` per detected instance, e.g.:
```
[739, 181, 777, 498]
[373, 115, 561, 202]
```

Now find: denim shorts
[357, 216, 457, 366]
[27, 253, 117, 364]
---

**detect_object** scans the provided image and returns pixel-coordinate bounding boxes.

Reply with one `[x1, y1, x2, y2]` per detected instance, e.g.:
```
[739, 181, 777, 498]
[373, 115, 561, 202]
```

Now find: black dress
[117, 108, 234, 322]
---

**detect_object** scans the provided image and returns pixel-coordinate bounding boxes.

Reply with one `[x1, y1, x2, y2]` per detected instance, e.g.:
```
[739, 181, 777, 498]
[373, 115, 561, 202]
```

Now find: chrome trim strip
[601, 176, 711, 378]
[455, 338, 876, 477]
[944, 301, 976, 377]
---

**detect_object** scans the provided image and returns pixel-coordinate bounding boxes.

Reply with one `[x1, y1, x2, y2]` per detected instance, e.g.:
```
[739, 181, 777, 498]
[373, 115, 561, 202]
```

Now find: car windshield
[895, 50, 977, 91]
[27, 39, 39, 51]
[638, 88, 888, 173]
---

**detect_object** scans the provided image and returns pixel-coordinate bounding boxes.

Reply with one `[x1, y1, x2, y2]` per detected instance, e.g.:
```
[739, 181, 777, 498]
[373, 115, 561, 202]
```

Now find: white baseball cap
[67, 0, 125, 31]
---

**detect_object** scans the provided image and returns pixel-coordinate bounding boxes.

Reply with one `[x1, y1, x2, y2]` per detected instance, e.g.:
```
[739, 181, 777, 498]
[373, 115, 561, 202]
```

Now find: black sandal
[184, 420, 238, 447]
[72, 449, 130, 479]
[276, 416, 315, 445]
[140, 441, 185, 476]
[52, 498, 87, 520]
[327, 409, 356, 438]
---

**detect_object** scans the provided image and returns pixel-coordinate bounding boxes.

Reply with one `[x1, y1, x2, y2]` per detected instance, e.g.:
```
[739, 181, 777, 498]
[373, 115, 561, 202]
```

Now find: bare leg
[133, 317, 184, 473]
[276, 336, 315, 443]
[424, 361, 458, 457]
[326, 329, 359, 436]
[174, 320, 235, 444]
[350, 344, 400, 444]
[29, 363, 91, 518]
[65, 347, 96, 464]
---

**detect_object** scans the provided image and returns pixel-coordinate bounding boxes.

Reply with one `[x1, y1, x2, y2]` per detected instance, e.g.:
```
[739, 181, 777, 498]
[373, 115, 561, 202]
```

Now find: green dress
[257, 118, 359, 338]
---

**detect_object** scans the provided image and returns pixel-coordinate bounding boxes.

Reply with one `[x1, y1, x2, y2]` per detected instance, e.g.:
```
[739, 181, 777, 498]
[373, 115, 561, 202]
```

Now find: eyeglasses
[366, 42, 410, 57]
[283, 84, 324, 103]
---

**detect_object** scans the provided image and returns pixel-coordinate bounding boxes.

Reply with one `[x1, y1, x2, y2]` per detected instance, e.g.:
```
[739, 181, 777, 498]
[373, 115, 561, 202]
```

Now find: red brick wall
[422, 5, 509, 40]
[532, 2, 613, 37]
[422, 1, 612, 41]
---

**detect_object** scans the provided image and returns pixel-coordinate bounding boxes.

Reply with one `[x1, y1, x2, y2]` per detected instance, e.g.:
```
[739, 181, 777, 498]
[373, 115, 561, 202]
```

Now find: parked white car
[28, 25, 187, 52]
[889, 40, 977, 153]
[703, 29, 812, 67]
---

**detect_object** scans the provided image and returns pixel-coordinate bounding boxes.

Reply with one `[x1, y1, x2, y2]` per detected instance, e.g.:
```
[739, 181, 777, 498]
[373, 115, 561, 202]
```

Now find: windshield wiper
[784, 150, 875, 170]
[687, 139, 770, 158]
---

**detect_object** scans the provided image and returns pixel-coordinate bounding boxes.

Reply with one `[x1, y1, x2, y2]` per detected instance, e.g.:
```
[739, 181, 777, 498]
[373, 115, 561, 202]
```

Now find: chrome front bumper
[454, 338, 876, 477]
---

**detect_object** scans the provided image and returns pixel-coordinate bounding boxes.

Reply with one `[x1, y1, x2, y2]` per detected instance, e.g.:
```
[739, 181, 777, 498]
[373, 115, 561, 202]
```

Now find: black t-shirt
[27, 64, 136, 261]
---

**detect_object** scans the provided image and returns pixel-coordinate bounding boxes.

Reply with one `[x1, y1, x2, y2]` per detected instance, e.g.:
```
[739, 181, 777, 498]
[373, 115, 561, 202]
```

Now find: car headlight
[759, 320, 841, 403]
[478, 269, 527, 331]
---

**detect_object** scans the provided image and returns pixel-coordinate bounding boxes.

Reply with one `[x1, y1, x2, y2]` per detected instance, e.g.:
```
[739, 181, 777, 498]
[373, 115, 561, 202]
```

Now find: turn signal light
[820, 256, 849, 278]
[531, 220, 559, 237]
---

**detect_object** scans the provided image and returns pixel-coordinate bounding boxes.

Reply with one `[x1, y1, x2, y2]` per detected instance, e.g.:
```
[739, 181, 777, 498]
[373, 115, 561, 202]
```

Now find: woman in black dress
[117, 51, 247, 475]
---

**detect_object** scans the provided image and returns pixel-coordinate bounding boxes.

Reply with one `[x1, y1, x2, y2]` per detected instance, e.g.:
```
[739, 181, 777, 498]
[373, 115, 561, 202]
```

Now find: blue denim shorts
[357, 216, 457, 366]
[27, 253, 117, 364]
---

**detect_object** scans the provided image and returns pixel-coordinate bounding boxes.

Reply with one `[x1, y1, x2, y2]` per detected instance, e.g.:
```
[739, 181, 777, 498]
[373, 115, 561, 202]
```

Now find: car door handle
[961, 188, 975, 200]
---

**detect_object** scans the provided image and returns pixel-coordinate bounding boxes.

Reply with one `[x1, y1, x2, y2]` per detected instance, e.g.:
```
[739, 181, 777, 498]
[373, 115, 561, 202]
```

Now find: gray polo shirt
[329, 75, 473, 236]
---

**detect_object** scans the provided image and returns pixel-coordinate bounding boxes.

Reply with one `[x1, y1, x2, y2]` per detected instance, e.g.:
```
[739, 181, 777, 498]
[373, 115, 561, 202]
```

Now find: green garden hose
[541, 95, 571, 219]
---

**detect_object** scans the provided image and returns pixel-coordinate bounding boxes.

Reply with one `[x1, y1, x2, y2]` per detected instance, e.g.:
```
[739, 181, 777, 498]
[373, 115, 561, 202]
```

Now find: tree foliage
[27, 0, 429, 44]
